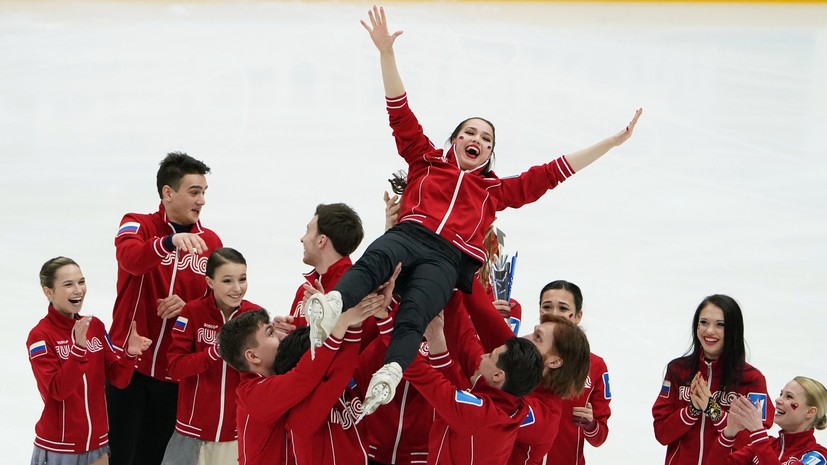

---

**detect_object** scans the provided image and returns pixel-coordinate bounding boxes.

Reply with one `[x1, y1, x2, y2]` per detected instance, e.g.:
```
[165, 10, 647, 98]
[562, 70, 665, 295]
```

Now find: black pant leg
[133, 376, 178, 465]
[107, 373, 149, 465]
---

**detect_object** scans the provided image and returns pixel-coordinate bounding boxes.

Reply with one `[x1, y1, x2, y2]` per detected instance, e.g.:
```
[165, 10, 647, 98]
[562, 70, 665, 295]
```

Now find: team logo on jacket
[677, 386, 738, 406]
[455, 390, 483, 407]
[198, 327, 217, 345]
[161, 253, 208, 275]
[584, 376, 592, 390]
[799, 451, 826, 465]
[56, 344, 71, 360]
[87, 337, 104, 353]
[330, 396, 363, 430]
[293, 301, 305, 318]
[603, 372, 612, 399]
[116, 222, 140, 237]
[419, 341, 430, 357]
[520, 405, 536, 427]
[29, 341, 47, 359]
[747, 393, 768, 421]
[173, 317, 188, 332]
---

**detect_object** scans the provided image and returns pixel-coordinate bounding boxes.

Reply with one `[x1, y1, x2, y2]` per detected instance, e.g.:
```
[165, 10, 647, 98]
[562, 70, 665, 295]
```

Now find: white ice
[1, 1, 826, 463]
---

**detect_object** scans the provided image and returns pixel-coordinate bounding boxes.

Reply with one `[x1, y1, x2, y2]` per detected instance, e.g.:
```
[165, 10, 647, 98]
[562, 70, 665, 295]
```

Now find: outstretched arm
[361, 6, 405, 98]
[566, 108, 642, 172]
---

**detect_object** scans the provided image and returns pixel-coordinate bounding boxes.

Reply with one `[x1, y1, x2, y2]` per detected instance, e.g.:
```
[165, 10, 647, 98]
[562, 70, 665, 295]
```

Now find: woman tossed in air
[307, 5, 643, 413]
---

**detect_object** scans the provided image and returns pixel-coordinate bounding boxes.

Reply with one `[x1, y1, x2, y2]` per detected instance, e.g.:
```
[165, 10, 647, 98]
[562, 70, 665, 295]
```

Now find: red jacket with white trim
[387, 93, 575, 264]
[235, 334, 344, 465]
[289, 256, 353, 328]
[547, 353, 611, 465]
[285, 327, 369, 465]
[27, 305, 138, 453]
[716, 428, 827, 465]
[110, 203, 222, 381]
[405, 354, 529, 465]
[652, 354, 774, 465]
[167, 295, 260, 442]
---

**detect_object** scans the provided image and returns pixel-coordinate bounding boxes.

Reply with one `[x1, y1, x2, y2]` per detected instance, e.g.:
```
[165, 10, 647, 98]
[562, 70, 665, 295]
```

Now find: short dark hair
[539, 280, 584, 314]
[315, 203, 364, 256]
[273, 326, 311, 375]
[218, 309, 270, 372]
[206, 247, 247, 279]
[498, 337, 543, 397]
[156, 152, 211, 198]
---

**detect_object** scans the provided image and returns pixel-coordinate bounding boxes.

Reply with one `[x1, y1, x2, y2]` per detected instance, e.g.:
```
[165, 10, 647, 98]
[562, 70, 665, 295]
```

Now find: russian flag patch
[173, 317, 188, 332]
[29, 341, 47, 359]
[116, 222, 140, 237]
[455, 390, 483, 407]
[660, 380, 671, 398]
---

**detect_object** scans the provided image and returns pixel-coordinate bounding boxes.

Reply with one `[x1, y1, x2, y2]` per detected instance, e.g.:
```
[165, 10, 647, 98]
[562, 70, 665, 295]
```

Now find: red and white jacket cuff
[376, 315, 395, 335]
[428, 351, 452, 370]
[680, 406, 701, 426]
[344, 328, 363, 344]
[386, 93, 408, 111]
[323, 334, 344, 351]
[748, 429, 770, 446]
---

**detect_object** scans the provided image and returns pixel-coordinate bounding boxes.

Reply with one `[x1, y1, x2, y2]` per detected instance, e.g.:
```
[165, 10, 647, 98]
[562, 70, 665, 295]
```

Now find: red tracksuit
[388, 93, 576, 265]
[167, 295, 260, 442]
[405, 354, 529, 465]
[716, 428, 827, 465]
[111, 203, 222, 380]
[546, 353, 611, 465]
[235, 334, 345, 465]
[27, 305, 137, 453]
[446, 281, 563, 465]
[652, 355, 774, 465]
[289, 256, 353, 328]
[285, 327, 369, 465]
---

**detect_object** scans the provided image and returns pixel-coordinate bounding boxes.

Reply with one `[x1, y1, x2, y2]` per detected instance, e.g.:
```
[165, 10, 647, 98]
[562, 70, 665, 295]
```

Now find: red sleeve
[353, 315, 395, 397]
[27, 328, 89, 401]
[583, 357, 611, 447]
[428, 350, 471, 391]
[461, 279, 514, 351]
[98, 319, 137, 388]
[652, 363, 700, 445]
[285, 331, 360, 436]
[114, 214, 173, 276]
[386, 94, 436, 165]
[167, 303, 219, 381]
[497, 157, 575, 212]
[725, 430, 781, 465]
[237, 335, 343, 425]
[404, 355, 497, 436]
[443, 297, 485, 379]
[734, 369, 775, 449]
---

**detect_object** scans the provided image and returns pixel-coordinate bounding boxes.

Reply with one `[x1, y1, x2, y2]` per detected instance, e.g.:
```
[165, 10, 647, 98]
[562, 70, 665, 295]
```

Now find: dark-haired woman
[652, 294, 774, 465]
[306, 5, 643, 414]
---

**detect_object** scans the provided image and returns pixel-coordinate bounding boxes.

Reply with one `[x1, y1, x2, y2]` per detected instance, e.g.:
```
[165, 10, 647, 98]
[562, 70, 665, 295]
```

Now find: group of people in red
[26, 5, 826, 465]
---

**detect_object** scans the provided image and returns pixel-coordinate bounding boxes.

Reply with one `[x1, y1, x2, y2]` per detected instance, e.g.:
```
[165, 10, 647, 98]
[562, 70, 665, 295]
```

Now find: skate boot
[305, 291, 343, 359]
[356, 362, 403, 424]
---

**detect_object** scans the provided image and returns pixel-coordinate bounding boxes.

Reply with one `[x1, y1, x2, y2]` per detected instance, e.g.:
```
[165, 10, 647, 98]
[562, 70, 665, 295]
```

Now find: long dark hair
[681, 294, 746, 391]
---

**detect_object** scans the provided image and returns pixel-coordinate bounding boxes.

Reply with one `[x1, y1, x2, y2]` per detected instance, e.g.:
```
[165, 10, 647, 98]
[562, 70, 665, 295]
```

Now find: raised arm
[566, 108, 642, 172]
[361, 6, 405, 98]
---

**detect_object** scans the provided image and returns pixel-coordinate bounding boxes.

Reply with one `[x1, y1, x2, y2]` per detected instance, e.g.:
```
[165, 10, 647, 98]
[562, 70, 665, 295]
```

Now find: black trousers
[336, 222, 478, 370]
[106, 371, 178, 465]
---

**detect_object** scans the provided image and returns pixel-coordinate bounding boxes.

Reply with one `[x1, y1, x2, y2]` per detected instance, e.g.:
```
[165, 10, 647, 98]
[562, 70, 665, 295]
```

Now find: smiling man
[106, 152, 223, 465]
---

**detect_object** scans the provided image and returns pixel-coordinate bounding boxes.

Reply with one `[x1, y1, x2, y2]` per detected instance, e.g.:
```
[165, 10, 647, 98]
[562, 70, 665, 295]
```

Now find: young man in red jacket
[106, 152, 222, 465]
[289, 203, 364, 328]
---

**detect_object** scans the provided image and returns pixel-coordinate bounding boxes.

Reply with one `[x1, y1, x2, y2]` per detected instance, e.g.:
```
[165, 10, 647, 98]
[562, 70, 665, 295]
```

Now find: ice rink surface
[2, 1, 826, 463]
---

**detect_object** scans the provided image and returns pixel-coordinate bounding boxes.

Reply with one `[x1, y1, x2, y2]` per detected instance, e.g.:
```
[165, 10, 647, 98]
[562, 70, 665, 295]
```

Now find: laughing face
[43, 264, 86, 319]
[696, 303, 725, 360]
[452, 118, 494, 171]
[775, 380, 816, 433]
